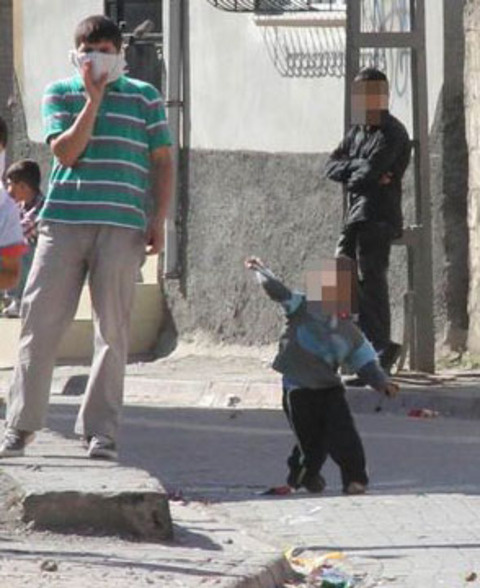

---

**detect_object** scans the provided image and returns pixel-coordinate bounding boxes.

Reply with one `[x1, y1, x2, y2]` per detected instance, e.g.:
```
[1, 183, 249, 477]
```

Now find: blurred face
[306, 258, 356, 317]
[351, 79, 389, 125]
[6, 179, 32, 203]
[72, 40, 124, 84]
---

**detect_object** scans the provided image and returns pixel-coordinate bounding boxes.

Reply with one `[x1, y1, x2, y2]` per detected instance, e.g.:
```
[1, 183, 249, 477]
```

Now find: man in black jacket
[325, 67, 411, 375]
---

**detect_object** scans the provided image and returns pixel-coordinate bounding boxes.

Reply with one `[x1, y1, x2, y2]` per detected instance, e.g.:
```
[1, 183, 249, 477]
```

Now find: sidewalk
[0, 430, 288, 588]
[15, 345, 480, 419]
[1, 347, 480, 587]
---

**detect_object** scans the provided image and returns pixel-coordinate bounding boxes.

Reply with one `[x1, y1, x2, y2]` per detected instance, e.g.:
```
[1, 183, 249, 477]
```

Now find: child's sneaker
[288, 469, 326, 494]
[87, 434, 118, 460]
[344, 481, 367, 495]
[0, 428, 35, 457]
[302, 473, 326, 494]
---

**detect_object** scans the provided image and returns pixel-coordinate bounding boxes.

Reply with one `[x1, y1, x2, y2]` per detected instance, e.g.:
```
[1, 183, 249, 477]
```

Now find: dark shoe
[379, 342, 403, 373]
[0, 428, 35, 457]
[302, 473, 326, 494]
[287, 468, 326, 494]
[87, 434, 118, 460]
[344, 481, 367, 495]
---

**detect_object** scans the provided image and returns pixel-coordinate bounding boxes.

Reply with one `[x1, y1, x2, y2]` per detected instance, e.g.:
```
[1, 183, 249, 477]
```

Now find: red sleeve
[0, 243, 28, 257]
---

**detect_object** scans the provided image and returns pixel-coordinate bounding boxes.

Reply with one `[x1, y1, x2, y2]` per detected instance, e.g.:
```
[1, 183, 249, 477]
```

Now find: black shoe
[380, 342, 403, 373]
[302, 473, 326, 494]
[344, 481, 367, 495]
[287, 469, 326, 494]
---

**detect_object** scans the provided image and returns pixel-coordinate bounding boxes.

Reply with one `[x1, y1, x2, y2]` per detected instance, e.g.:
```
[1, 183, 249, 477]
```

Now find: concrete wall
[13, 0, 103, 143]
[187, 0, 443, 153]
[7, 0, 469, 360]
[164, 0, 464, 357]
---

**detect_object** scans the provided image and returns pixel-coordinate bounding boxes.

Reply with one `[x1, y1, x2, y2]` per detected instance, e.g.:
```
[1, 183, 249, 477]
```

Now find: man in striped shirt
[2, 15, 173, 459]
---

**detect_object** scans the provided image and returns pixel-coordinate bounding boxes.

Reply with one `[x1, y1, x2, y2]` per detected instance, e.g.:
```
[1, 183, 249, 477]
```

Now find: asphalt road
[46, 404, 480, 501]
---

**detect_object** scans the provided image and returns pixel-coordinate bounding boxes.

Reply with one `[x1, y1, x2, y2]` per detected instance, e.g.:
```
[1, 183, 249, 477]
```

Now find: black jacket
[325, 112, 411, 237]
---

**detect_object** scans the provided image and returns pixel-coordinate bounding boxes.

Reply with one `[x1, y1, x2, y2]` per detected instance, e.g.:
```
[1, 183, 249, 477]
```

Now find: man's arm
[50, 63, 107, 167]
[347, 128, 410, 191]
[0, 255, 21, 289]
[325, 130, 363, 184]
[145, 146, 173, 255]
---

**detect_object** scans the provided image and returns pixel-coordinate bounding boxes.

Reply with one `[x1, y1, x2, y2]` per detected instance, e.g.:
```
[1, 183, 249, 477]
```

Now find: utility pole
[163, 0, 183, 278]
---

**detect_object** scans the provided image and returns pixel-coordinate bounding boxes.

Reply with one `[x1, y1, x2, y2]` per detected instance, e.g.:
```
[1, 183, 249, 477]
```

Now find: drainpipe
[163, 0, 183, 278]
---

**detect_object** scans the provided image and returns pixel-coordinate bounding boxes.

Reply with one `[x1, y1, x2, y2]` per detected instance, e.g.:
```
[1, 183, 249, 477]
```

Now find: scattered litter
[227, 395, 241, 407]
[260, 485, 294, 496]
[407, 408, 440, 418]
[285, 549, 357, 587]
[26, 464, 42, 471]
[466, 572, 478, 582]
[40, 559, 58, 572]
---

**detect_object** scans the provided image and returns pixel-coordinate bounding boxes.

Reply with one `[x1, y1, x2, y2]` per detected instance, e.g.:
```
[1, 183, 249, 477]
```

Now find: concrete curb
[112, 375, 480, 420]
[0, 430, 173, 541]
[46, 372, 480, 421]
[0, 429, 294, 588]
[230, 555, 291, 588]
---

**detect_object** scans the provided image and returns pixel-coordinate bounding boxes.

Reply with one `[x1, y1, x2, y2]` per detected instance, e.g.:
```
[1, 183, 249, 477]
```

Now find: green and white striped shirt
[41, 75, 171, 231]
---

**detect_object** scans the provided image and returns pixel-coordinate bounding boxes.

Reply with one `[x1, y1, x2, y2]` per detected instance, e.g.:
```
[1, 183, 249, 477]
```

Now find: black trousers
[336, 221, 392, 352]
[282, 385, 368, 491]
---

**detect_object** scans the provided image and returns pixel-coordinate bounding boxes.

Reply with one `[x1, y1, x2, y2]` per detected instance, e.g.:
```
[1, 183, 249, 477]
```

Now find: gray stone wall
[465, 0, 480, 352]
[164, 149, 411, 347]
[439, 0, 469, 351]
[164, 0, 470, 360]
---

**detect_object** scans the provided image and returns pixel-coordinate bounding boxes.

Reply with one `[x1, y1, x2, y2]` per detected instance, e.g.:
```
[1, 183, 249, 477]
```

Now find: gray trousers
[7, 222, 145, 440]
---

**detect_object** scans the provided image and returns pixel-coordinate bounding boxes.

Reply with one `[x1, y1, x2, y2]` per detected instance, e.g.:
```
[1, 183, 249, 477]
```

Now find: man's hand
[384, 381, 399, 398]
[145, 219, 164, 255]
[245, 257, 265, 271]
[50, 61, 108, 168]
[82, 61, 108, 106]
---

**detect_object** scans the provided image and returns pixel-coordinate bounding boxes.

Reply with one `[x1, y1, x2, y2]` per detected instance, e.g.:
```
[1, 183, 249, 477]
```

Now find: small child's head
[305, 257, 357, 317]
[5, 159, 41, 204]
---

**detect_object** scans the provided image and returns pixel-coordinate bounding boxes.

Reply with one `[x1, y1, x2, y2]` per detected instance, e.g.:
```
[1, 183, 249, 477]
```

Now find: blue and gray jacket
[252, 265, 389, 392]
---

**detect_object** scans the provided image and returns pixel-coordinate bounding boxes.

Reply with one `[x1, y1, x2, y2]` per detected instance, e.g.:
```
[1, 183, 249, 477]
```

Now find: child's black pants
[282, 384, 368, 491]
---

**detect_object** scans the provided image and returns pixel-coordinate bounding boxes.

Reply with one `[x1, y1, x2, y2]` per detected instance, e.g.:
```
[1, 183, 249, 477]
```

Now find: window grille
[205, 0, 345, 12]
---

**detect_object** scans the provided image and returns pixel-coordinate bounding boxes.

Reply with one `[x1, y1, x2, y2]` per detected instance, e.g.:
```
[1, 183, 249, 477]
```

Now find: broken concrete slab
[0, 429, 172, 541]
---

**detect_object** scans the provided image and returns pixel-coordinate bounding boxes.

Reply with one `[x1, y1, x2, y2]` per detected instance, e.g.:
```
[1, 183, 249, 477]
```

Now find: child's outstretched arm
[245, 257, 303, 314]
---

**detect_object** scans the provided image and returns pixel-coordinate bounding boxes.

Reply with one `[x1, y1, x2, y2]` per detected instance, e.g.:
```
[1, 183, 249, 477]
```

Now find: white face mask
[70, 50, 126, 84]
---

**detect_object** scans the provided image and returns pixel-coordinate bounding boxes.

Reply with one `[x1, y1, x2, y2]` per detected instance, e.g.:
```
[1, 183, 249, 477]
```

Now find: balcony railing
[205, 0, 346, 13]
